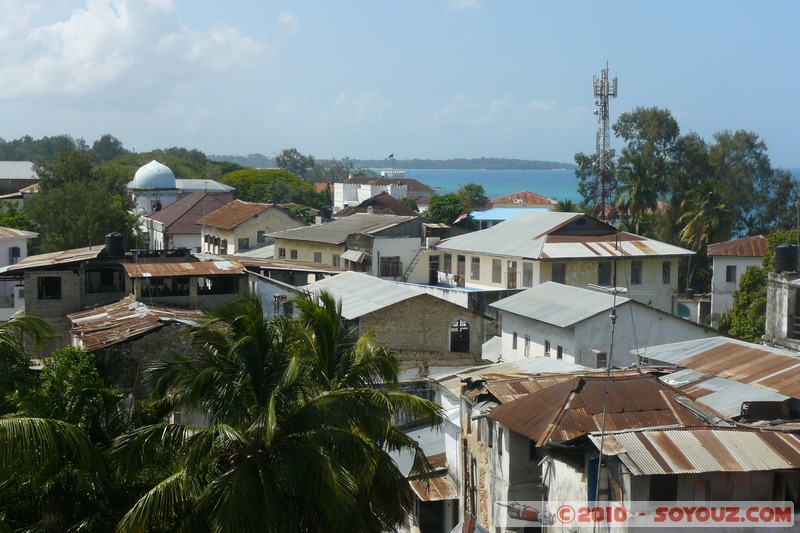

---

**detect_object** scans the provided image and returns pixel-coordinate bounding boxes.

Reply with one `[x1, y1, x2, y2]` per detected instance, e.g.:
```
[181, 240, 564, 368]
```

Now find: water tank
[774, 244, 798, 273]
[320, 206, 333, 219]
[105, 232, 126, 258]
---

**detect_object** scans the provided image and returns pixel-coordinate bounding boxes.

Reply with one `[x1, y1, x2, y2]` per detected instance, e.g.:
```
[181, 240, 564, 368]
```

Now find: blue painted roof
[470, 207, 548, 221]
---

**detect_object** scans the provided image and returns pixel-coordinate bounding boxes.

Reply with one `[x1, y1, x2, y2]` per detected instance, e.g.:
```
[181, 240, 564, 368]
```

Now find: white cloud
[446, 0, 481, 12]
[0, 0, 269, 107]
[278, 12, 299, 36]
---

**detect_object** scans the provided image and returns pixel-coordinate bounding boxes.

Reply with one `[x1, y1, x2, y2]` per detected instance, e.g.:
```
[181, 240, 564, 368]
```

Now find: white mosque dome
[131, 160, 176, 190]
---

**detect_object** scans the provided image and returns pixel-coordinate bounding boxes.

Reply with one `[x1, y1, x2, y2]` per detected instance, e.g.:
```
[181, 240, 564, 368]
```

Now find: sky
[1, 0, 799, 167]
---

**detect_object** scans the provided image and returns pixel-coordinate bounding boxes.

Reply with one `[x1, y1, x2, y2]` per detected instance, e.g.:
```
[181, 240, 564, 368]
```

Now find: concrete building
[0, 161, 39, 195]
[490, 282, 720, 368]
[708, 235, 767, 318]
[197, 200, 307, 255]
[421, 211, 693, 314]
[305, 271, 491, 378]
[268, 214, 455, 280]
[0, 226, 38, 321]
[333, 173, 435, 213]
[143, 191, 233, 251]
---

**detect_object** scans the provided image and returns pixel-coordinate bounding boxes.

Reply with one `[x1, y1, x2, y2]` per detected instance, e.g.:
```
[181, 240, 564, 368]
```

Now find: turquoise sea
[388, 168, 800, 203]
[383, 168, 583, 202]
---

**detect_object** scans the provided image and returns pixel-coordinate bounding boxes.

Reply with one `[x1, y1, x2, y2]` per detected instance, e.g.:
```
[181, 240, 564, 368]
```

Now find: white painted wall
[710, 255, 762, 316]
[372, 237, 423, 279]
[497, 301, 719, 367]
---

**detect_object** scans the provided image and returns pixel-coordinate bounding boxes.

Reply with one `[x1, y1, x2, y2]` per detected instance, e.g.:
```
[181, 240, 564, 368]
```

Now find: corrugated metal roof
[642, 337, 800, 400]
[334, 192, 418, 217]
[489, 373, 705, 446]
[489, 191, 557, 205]
[5, 246, 104, 271]
[431, 357, 586, 398]
[67, 295, 202, 352]
[124, 260, 245, 278]
[661, 368, 790, 418]
[707, 235, 767, 257]
[0, 226, 37, 239]
[175, 178, 235, 193]
[0, 161, 37, 180]
[304, 271, 422, 319]
[268, 214, 419, 245]
[471, 208, 548, 221]
[591, 428, 800, 475]
[410, 471, 458, 502]
[196, 200, 274, 230]
[490, 282, 630, 328]
[149, 192, 233, 233]
[435, 211, 693, 260]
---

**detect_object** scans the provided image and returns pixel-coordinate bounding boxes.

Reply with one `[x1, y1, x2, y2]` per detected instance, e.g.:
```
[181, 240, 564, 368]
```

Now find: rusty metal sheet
[592, 429, 800, 475]
[707, 235, 767, 257]
[124, 260, 245, 278]
[410, 473, 458, 502]
[68, 295, 202, 352]
[6, 246, 103, 271]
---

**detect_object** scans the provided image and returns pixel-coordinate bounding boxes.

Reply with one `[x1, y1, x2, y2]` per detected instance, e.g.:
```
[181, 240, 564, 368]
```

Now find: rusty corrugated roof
[707, 235, 767, 257]
[489, 373, 705, 446]
[489, 190, 557, 205]
[67, 295, 202, 352]
[124, 260, 245, 278]
[6, 246, 104, 271]
[196, 200, 274, 230]
[591, 427, 800, 475]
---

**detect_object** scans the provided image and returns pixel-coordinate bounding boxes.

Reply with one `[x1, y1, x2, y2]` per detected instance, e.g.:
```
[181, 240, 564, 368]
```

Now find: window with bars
[471, 257, 480, 280]
[631, 260, 642, 285]
[598, 261, 612, 286]
[492, 259, 501, 283]
[379, 256, 402, 277]
[552, 263, 566, 284]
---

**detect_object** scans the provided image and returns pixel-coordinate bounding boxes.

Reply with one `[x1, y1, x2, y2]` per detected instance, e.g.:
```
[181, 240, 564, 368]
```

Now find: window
[726, 265, 737, 283]
[313, 252, 322, 263]
[598, 261, 612, 287]
[512, 331, 518, 350]
[86, 268, 124, 293]
[545, 340, 551, 356]
[649, 475, 678, 502]
[450, 319, 470, 352]
[38, 277, 61, 300]
[379, 256, 402, 277]
[556, 346, 563, 360]
[552, 263, 566, 284]
[443, 253, 452, 274]
[471, 257, 480, 280]
[290, 249, 298, 260]
[596, 351, 607, 368]
[257, 231, 266, 243]
[332, 254, 340, 268]
[278, 248, 286, 259]
[631, 260, 642, 285]
[238, 238, 250, 250]
[220, 239, 228, 255]
[522, 262, 533, 287]
[662, 261, 671, 284]
[507, 261, 517, 289]
[492, 259, 502, 283]
[9, 247, 20, 265]
[524, 335, 531, 357]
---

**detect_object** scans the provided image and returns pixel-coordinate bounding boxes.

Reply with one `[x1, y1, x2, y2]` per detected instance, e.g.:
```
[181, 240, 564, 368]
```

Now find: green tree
[613, 106, 679, 193]
[25, 148, 139, 252]
[614, 154, 659, 235]
[112, 293, 440, 532]
[399, 196, 419, 212]
[0, 347, 161, 532]
[0, 315, 51, 415]
[91, 134, 128, 163]
[219, 168, 324, 208]
[677, 182, 734, 290]
[426, 193, 468, 226]
[457, 183, 488, 210]
[275, 148, 316, 181]
[0, 201, 33, 231]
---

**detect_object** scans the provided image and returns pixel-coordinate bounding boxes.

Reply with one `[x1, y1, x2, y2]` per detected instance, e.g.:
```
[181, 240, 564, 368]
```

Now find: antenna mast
[593, 64, 617, 222]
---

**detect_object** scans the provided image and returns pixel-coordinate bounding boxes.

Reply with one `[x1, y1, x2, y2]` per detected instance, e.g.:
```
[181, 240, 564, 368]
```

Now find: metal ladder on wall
[401, 248, 424, 282]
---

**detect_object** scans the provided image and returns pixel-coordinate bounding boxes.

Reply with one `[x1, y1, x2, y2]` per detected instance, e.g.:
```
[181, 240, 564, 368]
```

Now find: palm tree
[614, 155, 659, 235]
[677, 182, 733, 290]
[113, 292, 441, 532]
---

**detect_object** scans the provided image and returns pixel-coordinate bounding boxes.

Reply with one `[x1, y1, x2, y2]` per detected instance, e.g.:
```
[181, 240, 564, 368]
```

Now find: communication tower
[593, 64, 617, 221]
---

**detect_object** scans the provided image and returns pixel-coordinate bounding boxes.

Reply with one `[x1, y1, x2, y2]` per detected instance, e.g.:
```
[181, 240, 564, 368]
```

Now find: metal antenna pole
[593, 64, 618, 222]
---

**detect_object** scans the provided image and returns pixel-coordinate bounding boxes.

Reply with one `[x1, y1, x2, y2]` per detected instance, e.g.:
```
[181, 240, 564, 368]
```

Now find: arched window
[450, 319, 470, 353]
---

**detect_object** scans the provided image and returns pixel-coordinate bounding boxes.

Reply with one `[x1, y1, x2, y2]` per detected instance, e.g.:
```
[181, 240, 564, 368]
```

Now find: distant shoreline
[209, 153, 576, 171]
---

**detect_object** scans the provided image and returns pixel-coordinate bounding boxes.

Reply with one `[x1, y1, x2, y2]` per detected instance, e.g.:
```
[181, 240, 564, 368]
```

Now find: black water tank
[774, 243, 798, 273]
[105, 232, 126, 258]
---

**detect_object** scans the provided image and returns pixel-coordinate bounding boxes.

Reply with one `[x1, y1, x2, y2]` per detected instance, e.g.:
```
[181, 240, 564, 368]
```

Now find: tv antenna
[593, 64, 617, 222]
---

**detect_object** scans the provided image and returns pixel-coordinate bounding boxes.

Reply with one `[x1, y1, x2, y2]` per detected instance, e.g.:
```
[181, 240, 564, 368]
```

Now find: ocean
[382, 168, 583, 202]
[387, 168, 800, 203]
